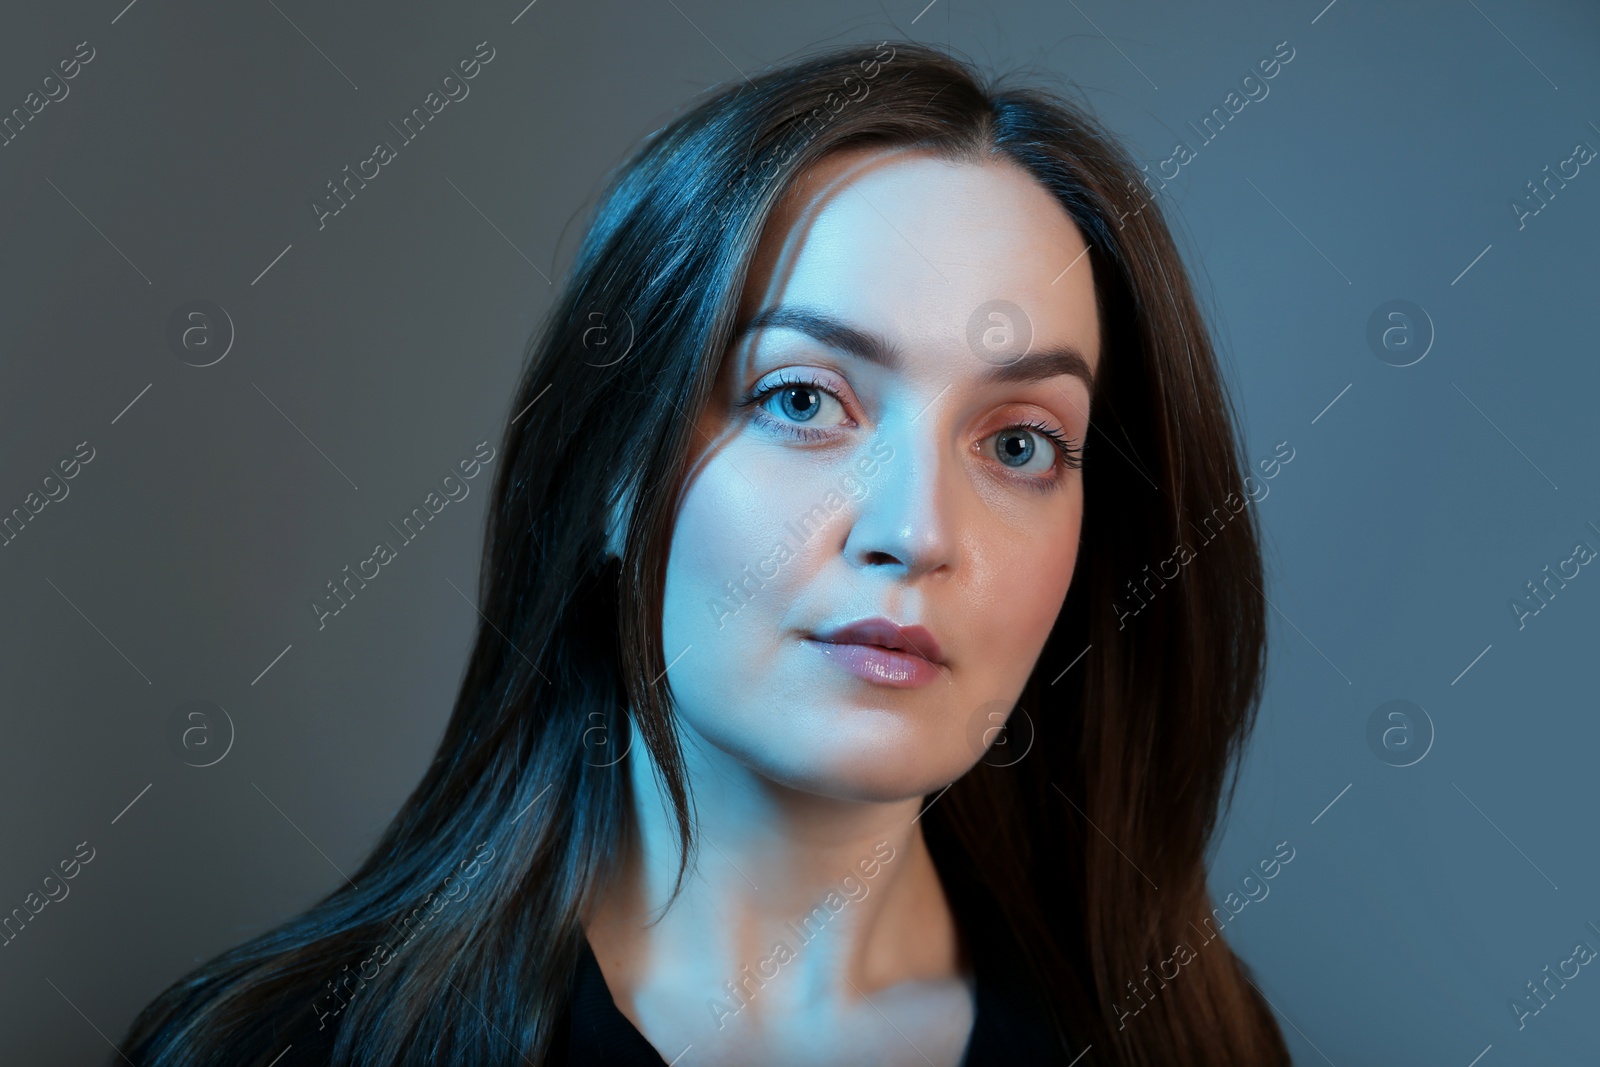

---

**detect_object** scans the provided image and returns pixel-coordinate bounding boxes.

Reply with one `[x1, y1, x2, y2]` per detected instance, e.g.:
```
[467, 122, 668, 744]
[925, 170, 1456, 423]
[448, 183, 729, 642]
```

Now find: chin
[738, 730, 974, 805]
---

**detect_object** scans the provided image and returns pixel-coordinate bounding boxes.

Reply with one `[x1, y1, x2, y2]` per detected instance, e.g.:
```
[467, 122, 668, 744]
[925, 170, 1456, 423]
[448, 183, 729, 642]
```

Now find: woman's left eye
[985, 421, 1084, 491]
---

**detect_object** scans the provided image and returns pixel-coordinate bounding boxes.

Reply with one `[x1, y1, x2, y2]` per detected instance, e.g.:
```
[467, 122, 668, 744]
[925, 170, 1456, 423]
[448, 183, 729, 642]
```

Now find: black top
[265, 933, 1070, 1065]
[550, 934, 1068, 1065]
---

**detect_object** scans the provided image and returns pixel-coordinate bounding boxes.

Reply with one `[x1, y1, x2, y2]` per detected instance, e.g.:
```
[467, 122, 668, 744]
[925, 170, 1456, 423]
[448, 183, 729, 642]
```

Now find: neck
[583, 720, 967, 1025]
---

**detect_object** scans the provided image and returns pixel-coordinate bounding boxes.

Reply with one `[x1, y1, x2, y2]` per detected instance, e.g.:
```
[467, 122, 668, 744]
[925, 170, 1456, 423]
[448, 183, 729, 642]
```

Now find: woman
[116, 40, 1289, 1066]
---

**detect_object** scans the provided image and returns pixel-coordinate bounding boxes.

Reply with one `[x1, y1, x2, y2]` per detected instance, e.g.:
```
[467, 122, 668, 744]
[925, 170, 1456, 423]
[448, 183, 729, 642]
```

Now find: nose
[841, 417, 958, 581]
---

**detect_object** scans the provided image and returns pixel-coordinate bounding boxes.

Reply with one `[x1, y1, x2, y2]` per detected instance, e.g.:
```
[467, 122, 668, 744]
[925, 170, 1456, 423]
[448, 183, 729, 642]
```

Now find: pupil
[782, 387, 818, 421]
[999, 431, 1033, 466]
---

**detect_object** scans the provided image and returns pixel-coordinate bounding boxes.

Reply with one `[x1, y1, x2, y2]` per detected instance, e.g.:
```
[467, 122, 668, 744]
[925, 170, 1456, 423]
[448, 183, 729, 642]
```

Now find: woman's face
[656, 146, 1101, 803]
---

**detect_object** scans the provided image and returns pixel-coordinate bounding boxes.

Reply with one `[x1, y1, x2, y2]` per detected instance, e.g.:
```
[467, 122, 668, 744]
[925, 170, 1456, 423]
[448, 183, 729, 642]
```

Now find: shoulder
[260, 1004, 339, 1067]
[963, 974, 1072, 1066]
[119, 992, 336, 1067]
[162, 995, 337, 1067]
[266, 1039, 335, 1067]
[956, 908, 1077, 1065]
[205, 979, 577, 1067]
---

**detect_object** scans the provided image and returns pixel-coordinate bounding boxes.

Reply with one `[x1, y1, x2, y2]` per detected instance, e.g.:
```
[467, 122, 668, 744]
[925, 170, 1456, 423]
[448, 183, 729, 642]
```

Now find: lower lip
[803, 638, 944, 688]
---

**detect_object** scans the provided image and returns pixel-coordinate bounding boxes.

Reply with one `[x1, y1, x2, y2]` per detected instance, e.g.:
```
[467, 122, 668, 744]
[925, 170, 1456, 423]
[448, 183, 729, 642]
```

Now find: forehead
[737, 146, 1101, 377]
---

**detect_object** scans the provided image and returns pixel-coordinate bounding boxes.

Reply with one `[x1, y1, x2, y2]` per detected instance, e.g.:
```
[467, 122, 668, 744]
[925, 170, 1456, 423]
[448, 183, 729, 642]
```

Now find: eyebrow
[732, 305, 1096, 393]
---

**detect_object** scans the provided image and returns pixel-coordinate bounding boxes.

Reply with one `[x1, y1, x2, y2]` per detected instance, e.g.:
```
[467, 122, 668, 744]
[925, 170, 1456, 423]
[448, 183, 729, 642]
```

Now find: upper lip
[807, 617, 947, 666]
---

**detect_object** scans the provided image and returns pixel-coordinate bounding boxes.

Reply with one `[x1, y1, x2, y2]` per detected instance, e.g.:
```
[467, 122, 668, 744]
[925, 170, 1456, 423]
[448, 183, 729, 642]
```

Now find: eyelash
[735, 371, 1084, 491]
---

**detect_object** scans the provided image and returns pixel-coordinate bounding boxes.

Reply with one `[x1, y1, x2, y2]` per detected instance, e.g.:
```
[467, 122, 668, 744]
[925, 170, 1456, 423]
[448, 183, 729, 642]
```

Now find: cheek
[659, 453, 877, 786]
[660, 453, 836, 685]
[965, 497, 1082, 671]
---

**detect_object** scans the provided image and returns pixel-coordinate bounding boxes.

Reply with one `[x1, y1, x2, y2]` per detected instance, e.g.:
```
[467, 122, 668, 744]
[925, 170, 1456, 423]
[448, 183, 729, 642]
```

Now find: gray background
[1, 0, 1596, 1063]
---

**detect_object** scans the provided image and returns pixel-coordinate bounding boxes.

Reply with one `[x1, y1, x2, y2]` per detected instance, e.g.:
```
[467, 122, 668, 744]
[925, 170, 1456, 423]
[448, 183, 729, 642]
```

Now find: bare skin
[585, 143, 1101, 1066]
[584, 739, 974, 1066]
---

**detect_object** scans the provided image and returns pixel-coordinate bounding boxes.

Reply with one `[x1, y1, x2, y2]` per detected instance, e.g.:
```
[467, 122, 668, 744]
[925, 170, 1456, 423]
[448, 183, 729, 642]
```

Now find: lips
[807, 616, 946, 666]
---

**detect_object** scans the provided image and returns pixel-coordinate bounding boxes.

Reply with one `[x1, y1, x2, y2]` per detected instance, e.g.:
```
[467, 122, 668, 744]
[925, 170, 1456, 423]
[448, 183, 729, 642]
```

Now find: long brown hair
[117, 40, 1288, 1066]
